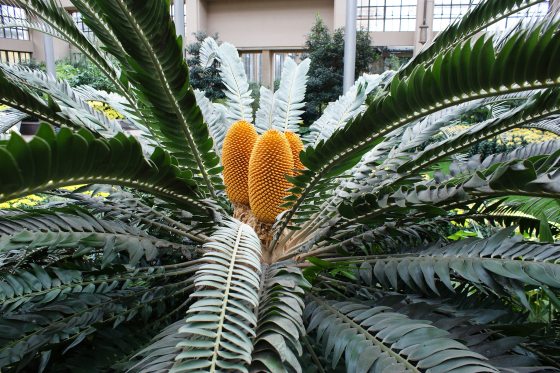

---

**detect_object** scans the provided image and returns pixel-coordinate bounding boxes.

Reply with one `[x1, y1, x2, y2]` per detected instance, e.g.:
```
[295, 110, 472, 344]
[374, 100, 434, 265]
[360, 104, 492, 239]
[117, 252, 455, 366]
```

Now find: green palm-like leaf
[250, 265, 310, 373]
[65, 0, 129, 63]
[0, 68, 78, 130]
[60, 189, 212, 243]
[92, 0, 223, 198]
[305, 298, 499, 372]
[0, 125, 214, 217]
[356, 229, 560, 304]
[173, 220, 261, 372]
[12, 0, 128, 97]
[399, 0, 548, 78]
[128, 319, 189, 372]
[0, 108, 27, 135]
[0, 209, 193, 268]
[273, 15, 560, 246]
[0, 268, 194, 369]
[1, 64, 130, 138]
[339, 151, 560, 226]
[395, 89, 560, 177]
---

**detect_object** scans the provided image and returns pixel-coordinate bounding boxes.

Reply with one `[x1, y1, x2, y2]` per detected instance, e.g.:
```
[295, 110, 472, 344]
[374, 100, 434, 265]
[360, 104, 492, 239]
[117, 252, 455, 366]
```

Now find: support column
[261, 50, 273, 89]
[343, 0, 357, 93]
[186, 0, 207, 45]
[413, 0, 434, 56]
[174, 0, 185, 55]
[43, 34, 56, 77]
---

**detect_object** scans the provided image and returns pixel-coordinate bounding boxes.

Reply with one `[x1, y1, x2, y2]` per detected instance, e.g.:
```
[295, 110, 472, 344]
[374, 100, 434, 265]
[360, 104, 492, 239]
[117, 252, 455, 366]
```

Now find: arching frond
[200, 37, 253, 124]
[172, 220, 262, 372]
[338, 151, 560, 226]
[400, 0, 549, 78]
[92, 1, 223, 198]
[272, 58, 310, 133]
[355, 229, 560, 307]
[303, 73, 389, 146]
[255, 57, 311, 134]
[10, 0, 127, 97]
[0, 125, 215, 217]
[305, 297, 500, 372]
[0, 68, 78, 130]
[195, 89, 229, 155]
[0, 265, 195, 370]
[255, 86, 275, 133]
[435, 139, 560, 183]
[251, 265, 310, 373]
[128, 319, 188, 372]
[65, 0, 129, 63]
[1, 64, 128, 139]
[0, 108, 27, 135]
[0, 209, 193, 268]
[523, 114, 560, 135]
[272, 16, 560, 247]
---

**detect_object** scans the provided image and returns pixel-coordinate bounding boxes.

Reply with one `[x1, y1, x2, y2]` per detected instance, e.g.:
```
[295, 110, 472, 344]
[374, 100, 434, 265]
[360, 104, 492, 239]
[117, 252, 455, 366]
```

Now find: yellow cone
[222, 120, 258, 205]
[248, 129, 294, 224]
[285, 131, 305, 174]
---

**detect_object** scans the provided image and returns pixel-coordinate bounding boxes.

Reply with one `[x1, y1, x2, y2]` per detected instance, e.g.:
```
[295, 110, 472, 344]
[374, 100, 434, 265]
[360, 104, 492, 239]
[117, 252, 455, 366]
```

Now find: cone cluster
[222, 121, 305, 224]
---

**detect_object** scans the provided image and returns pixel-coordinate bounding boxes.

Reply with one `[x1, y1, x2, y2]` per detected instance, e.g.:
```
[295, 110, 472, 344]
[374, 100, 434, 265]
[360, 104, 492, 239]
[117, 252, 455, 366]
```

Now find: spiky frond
[0, 108, 27, 135]
[92, 0, 223, 198]
[200, 37, 254, 124]
[255, 58, 311, 134]
[1, 64, 128, 138]
[356, 229, 560, 304]
[10, 0, 127, 97]
[0, 209, 193, 268]
[173, 220, 261, 372]
[251, 265, 310, 373]
[303, 72, 390, 146]
[1, 0, 560, 370]
[0, 125, 214, 217]
[273, 16, 560, 246]
[306, 297, 502, 372]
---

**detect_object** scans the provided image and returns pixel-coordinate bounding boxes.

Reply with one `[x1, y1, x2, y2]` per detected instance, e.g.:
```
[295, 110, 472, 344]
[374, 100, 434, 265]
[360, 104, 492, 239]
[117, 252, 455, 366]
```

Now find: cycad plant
[1, 0, 560, 371]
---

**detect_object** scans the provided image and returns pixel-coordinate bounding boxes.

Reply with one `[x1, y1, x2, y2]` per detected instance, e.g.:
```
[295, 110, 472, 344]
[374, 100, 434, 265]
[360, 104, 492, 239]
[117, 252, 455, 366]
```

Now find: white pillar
[174, 0, 185, 54]
[343, 0, 357, 93]
[414, 0, 434, 56]
[261, 50, 273, 89]
[43, 34, 56, 77]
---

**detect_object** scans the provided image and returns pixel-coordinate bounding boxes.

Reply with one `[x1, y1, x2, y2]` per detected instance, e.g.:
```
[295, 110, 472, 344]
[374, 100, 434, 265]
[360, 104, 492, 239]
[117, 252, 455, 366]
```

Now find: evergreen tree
[304, 16, 378, 124]
[186, 31, 225, 101]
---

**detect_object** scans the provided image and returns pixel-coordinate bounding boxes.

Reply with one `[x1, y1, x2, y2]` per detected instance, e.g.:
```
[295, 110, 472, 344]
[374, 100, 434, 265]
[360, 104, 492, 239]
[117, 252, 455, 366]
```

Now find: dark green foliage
[93, 0, 223, 198]
[468, 137, 528, 159]
[1, 0, 560, 371]
[186, 32, 226, 101]
[56, 59, 117, 92]
[0, 124, 214, 217]
[303, 16, 379, 125]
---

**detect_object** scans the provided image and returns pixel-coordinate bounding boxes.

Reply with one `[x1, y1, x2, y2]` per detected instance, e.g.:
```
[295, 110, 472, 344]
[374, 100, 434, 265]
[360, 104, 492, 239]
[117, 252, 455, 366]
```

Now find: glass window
[357, 0, 417, 32]
[488, 1, 549, 31]
[242, 53, 262, 83]
[71, 12, 95, 40]
[433, 0, 549, 32]
[170, 2, 187, 28]
[0, 50, 31, 64]
[273, 52, 305, 82]
[0, 5, 29, 40]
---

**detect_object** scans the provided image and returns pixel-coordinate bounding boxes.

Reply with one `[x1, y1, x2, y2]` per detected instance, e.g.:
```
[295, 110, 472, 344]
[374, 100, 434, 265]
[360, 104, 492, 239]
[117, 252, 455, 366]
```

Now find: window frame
[0, 4, 29, 41]
[0, 49, 32, 64]
[357, 0, 417, 32]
